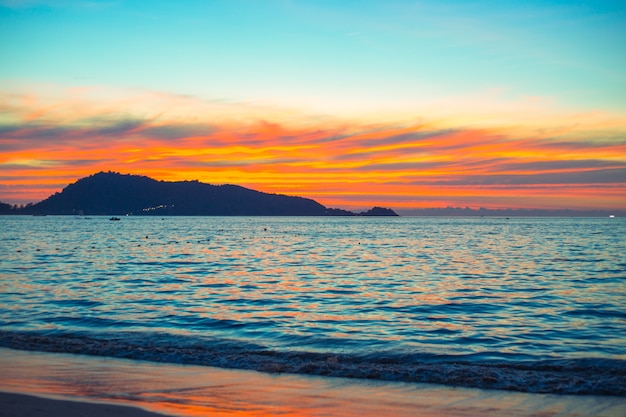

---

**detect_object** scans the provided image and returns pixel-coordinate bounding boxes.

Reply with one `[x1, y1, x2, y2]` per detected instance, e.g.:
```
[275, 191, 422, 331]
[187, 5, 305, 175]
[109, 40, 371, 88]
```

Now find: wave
[1, 330, 624, 397]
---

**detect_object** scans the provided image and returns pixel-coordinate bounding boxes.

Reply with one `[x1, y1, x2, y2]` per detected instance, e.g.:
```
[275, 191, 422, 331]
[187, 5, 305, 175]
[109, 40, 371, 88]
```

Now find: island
[0, 172, 398, 217]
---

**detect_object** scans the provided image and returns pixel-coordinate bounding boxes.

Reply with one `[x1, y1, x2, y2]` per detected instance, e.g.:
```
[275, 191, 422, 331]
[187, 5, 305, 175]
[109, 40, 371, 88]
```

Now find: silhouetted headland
[0, 172, 398, 216]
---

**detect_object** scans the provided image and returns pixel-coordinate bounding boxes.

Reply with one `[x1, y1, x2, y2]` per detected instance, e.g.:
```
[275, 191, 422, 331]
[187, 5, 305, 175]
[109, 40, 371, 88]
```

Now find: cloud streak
[1, 87, 625, 210]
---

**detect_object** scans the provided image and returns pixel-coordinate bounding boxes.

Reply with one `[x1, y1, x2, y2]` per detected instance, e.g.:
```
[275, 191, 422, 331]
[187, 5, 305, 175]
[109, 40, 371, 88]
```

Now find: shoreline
[1, 348, 626, 417]
[2, 331, 624, 396]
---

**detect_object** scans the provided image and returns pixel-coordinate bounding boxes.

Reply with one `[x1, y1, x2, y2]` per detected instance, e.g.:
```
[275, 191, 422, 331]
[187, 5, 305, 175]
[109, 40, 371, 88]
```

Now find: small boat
[109, 217, 121, 221]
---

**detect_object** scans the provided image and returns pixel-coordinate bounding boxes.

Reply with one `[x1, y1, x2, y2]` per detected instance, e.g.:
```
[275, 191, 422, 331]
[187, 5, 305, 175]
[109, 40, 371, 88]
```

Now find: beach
[1, 348, 625, 417]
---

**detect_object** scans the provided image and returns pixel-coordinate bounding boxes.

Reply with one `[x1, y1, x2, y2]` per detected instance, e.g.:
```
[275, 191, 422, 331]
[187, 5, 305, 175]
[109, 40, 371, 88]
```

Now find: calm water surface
[1, 216, 625, 394]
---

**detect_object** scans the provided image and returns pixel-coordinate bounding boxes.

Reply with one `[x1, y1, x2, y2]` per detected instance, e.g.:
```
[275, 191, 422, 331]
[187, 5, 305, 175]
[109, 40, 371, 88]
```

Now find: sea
[1, 215, 625, 396]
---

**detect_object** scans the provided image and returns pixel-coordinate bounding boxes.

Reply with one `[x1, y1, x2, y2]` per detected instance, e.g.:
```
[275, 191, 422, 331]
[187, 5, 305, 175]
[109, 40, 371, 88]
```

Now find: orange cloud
[1, 86, 625, 211]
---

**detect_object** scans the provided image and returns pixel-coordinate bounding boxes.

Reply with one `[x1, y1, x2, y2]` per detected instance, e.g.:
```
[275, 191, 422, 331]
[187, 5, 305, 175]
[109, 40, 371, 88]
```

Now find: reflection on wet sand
[1, 348, 625, 417]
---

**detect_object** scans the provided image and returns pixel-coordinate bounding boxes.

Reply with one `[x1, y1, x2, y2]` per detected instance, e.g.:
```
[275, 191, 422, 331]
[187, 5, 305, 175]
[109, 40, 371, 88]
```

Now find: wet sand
[1, 348, 625, 417]
[0, 392, 168, 417]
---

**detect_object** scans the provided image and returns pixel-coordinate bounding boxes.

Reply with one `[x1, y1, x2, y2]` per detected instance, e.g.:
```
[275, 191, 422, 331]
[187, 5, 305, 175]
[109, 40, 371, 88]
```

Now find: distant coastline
[396, 206, 624, 217]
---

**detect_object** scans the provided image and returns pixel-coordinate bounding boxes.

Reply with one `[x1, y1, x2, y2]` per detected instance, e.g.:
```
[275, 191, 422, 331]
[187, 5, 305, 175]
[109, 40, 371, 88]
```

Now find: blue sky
[2, 0, 624, 112]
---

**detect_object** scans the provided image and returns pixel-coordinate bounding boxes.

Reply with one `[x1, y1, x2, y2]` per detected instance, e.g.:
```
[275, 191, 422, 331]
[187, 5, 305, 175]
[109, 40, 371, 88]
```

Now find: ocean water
[0, 215, 624, 395]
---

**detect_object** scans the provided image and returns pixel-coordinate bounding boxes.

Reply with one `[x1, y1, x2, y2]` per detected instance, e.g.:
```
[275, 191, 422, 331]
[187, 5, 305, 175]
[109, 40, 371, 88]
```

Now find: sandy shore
[1, 348, 625, 417]
[0, 392, 169, 417]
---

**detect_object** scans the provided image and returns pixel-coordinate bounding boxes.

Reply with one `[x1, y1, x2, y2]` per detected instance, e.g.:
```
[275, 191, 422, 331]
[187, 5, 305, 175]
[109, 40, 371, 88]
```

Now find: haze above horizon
[1, 0, 625, 211]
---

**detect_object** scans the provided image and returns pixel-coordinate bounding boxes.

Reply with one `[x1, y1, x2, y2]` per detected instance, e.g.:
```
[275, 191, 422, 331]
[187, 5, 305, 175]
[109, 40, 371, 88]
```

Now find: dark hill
[16, 172, 398, 216]
[359, 207, 398, 216]
[25, 172, 326, 216]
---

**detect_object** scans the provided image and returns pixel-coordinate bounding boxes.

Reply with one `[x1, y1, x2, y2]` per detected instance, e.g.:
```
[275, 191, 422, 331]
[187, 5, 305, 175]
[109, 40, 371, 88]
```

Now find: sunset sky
[1, 0, 625, 212]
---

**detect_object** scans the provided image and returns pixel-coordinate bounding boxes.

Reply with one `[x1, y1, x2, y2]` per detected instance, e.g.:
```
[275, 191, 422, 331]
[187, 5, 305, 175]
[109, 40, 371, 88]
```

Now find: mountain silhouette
[6, 172, 398, 216]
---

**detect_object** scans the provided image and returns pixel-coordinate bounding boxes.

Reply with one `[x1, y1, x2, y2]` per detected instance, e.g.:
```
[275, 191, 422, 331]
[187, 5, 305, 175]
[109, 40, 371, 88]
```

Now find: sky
[1, 0, 625, 212]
